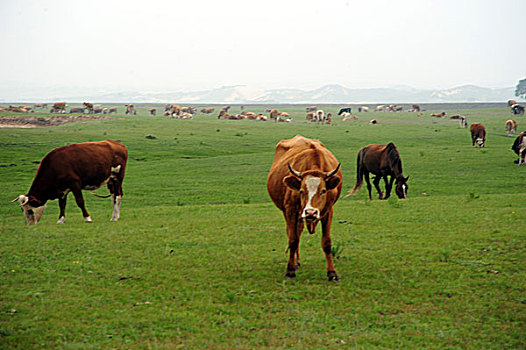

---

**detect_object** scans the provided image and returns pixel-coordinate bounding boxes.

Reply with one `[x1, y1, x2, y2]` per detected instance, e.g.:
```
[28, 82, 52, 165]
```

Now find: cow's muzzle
[302, 208, 319, 222]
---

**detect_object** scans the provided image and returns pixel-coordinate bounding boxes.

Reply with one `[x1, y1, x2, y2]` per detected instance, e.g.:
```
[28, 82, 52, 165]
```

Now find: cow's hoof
[285, 271, 296, 279]
[84, 216, 93, 223]
[57, 217, 65, 224]
[327, 271, 339, 282]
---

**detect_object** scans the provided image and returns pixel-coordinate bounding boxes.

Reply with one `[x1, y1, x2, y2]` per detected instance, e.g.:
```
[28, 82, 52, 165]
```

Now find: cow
[33, 103, 48, 109]
[508, 100, 517, 107]
[200, 107, 215, 114]
[149, 108, 157, 116]
[50, 102, 67, 113]
[512, 131, 526, 164]
[511, 104, 525, 116]
[69, 107, 85, 114]
[316, 110, 325, 123]
[306, 106, 317, 112]
[269, 109, 279, 121]
[181, 106, 197, 114]
[417, 113, 423, 117]
[460, 117, 468, 128]
[358, 106, 369, 112]
[306, 112, 315, 122]
[83, 102, 94, 113]
[412, 104, 421, 112]
[505, 119, 517, 136]
[12, 140, 127, 225]
[125, 104, 136, 115]
[108, 107, 118, 114]
[431, 112, 446, 118]
[369, 119, 378, 125]
[267, 135, 342, 281]
[338, 107, 352, 115]
[342, 115, 357, 121]
[470, 123, 486, 147]
[375, 105, 385, 112]
[393, 105, 403, 112]
[102, 108, 109, 114]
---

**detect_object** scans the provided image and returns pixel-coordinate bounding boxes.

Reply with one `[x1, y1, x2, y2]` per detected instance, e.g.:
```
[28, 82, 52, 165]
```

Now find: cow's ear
[284, 176, 301, 191]
[325, 176, 340, 190]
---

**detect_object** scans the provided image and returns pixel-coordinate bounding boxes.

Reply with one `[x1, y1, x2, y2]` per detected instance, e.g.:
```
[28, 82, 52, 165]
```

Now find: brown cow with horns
[12, 140, 127, 225]
[267, 135, 342, 281]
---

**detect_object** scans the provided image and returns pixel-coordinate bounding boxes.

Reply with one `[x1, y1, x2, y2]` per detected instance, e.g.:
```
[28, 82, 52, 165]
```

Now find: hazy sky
[1, 0, 525, 94]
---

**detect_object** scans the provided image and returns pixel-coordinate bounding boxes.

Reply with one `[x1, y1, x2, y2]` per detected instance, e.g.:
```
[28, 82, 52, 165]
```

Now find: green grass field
[0, 105, 525, 349]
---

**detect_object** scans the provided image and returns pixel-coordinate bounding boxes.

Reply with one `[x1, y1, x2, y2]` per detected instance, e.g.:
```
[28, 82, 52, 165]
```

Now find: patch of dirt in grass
[0, 115, 112, 128]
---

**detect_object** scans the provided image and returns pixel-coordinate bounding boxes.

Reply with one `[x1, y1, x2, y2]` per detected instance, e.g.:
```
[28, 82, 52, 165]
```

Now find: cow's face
[284, 164, 341, 224]
[12, 195, 46, 225]
[395, 176, 409, 199]
[476, 138, 485, 147]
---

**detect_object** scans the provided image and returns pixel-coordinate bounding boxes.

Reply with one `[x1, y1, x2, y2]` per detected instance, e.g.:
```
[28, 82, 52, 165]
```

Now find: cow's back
[267, 135, 340, 211]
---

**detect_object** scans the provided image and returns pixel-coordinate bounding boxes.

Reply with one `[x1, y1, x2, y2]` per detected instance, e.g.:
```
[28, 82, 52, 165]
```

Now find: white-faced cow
[470, 123, 486, 148]
[512, 131, 526, 165]
[267, 135, 342, 281]
[12, 140, 127, 225]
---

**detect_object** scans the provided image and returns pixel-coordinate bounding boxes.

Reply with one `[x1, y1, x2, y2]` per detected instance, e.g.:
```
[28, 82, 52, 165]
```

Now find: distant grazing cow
[102, 108, 109, 114]
[512, 131, 526, 164]
[267, 135, 342, 281]
[306, 112, 315, 122]
[417, 113, 423, 117]
[342, 115, 357, 121]
[83, 102, 94, 113]
[470, 123, 486, 147]
[340, 112, 351, 118]
[369, 119, 378, 125]
[338, 107, 352, 115]
[269, 109, 279, 121]
[316, 110, 325, 122]
[412, 104, 421, 112]
[125, 104, 136, 115]
[149, 108, 157, 116]
[508, 100, 517, 107]
[201, 108, 215, 114]
[450, 115, 462, 119]
[33, 103, 48, 109]
[511, 104, 525, 116]
[393, 105, 403, 112]
[93, 108, 102, 114]
[108, 107, 118, 114]
[69, 107, 85, 114]
[358, 106, 369, 112]
[223, 105, 231, 113]
[306, 106, 317, 112]
[375, 105, 385, 112]
[431, 112, 446, 118]
[181, 106, 197, 114]
[460, 117, 468, 128]
[50, 102, 67, 113]
[12, 140, 127, 225]
[505, 119, 517, 136]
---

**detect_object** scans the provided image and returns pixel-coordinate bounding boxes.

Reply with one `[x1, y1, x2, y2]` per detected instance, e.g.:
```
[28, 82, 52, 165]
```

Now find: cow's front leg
[57, 195, 67, 224]
[285, 215, 302, 278]
[321, 209, 339, 281]
[71, 187, 92, 222]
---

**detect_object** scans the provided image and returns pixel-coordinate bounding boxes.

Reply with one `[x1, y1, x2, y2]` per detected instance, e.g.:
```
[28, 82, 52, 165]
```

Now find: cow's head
[476, 138, 485, 147]
[395, 176, 410, 199]
[284, 163, 341, 225]
[12, 195, 46, 225]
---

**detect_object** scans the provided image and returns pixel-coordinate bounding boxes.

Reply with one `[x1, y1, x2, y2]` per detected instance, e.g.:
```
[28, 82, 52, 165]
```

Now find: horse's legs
[373, 175, 384, 199]
[384, 175, 394, 199]
[364, 172, 373, 200]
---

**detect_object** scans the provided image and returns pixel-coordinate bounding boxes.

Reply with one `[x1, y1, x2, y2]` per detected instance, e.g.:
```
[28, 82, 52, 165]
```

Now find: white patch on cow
[111, 195, 122, 221]
[57, 216, 65, 224]
[22, 205, 46, 225]
[111, 165, 121, 174]
[84, 216, 93, 223]
[302, 176, 321, 219]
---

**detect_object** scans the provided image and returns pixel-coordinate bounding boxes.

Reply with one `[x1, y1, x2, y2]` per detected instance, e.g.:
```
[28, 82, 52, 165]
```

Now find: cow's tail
[345, 148, 365, 197]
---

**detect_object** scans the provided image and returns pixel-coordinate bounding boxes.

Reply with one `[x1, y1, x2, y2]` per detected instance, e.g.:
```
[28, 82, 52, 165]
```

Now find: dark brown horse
[346, 142, 409, 200]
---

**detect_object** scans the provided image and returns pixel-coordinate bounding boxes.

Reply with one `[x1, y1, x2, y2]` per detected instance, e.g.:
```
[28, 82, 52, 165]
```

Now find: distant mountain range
[0, 84, 519, 104]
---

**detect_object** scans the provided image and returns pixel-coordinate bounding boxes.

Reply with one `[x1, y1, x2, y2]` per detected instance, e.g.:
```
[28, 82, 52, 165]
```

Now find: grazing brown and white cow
[50, 102, 67, 113]
[125, 104, 136, 115]
[412, 104, 421, 112]
[375, 105, 385, 112]
[431, 112, 446, 118]
[149, 108, 157, 116]
[267, 135, 342, 281]
[69, 107, 85, 113]
[12, 141, 127, 225]
[358, 106, 369, 112]
[506, 119, 517, 137]
[305, 106, 317, 112]
[83, 102, 94, 113]
[508, 100, 517, 107]
[470, 123, 486, 147]
[108, 107, 118, 114]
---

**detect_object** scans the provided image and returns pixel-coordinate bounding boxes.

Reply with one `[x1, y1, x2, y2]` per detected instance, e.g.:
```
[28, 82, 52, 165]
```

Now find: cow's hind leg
[107, 172, 123, 222]
[71, 187, 92, 222]
[373, 175, 384, 199]
[321, 209, 338, 282]
[364, 172, 373, 200]
[57, 195, 67, 224]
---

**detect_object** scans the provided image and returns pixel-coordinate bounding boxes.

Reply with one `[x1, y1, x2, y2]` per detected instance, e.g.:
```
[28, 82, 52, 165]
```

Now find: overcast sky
[1, 0, 525, 95]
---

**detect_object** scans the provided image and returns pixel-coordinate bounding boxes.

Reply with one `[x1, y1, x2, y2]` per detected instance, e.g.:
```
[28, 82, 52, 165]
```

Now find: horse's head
[395, 176, 409, 199]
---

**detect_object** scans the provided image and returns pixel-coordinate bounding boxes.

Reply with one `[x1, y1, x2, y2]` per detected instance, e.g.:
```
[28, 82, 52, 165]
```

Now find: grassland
[0, 104, 525, 349]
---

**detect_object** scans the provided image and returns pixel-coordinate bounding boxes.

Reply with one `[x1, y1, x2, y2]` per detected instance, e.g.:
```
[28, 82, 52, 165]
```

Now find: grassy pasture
[0, 105, 525, 349]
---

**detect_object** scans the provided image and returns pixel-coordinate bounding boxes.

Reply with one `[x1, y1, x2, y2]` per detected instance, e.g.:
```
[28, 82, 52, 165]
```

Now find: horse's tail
[346, 148, 366, 197]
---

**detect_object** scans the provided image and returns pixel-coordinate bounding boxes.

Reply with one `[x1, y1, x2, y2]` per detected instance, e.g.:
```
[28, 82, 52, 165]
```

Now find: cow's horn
[325, 163, 341, 178]
[11, 196, 20, 203]
[288, 163, 302, 178]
